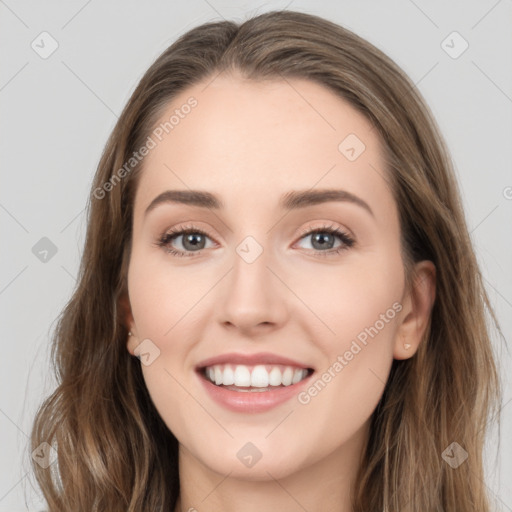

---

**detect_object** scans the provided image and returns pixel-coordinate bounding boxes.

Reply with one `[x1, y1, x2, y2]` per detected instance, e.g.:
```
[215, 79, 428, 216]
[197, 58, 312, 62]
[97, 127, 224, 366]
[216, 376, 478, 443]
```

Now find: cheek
[291, 252, 403, 412]
[290, 251, 404, 348]
[127, 255, 200, 432]
[127, 248, 207, 338]
[298, 256, 403, 420]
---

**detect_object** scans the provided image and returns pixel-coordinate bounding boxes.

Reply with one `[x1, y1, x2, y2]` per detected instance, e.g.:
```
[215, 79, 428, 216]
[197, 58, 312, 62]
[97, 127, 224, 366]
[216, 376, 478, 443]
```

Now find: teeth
[282, 367, 294, 386]
[251, 365, 269, 387]
[269, 367, 282, 386]
[223, 365, 234, 385]
[233, 365, 251, 387]
[203, 364, 310, 388]
[292, 368, 304, 384]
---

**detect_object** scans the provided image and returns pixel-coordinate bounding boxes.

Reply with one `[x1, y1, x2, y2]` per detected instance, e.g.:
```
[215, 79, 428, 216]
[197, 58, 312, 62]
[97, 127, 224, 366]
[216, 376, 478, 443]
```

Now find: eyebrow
[144, 188, 374, 217]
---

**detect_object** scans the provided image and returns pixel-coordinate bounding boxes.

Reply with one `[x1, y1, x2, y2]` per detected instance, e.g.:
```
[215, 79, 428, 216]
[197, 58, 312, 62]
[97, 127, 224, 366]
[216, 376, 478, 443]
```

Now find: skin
[123, 73, 436, 512]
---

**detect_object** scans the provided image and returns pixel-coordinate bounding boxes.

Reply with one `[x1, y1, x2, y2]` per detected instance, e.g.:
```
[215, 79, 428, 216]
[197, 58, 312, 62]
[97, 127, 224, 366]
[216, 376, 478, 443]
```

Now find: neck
[173, 421, 368, 512]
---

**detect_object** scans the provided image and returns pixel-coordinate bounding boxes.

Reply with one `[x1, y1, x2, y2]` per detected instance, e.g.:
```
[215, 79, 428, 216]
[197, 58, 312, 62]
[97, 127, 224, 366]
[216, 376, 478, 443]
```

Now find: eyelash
[154, 223, 355, 258]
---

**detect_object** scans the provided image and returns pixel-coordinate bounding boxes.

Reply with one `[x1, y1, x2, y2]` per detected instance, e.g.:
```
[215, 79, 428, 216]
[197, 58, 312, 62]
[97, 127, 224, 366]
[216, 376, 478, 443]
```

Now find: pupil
[312, 233, 333, 249]
[184, 233, 204, 250]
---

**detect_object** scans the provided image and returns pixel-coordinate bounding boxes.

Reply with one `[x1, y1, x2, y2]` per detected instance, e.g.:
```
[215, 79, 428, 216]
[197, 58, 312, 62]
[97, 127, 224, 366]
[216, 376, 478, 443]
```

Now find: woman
[30, 10, 501, 511]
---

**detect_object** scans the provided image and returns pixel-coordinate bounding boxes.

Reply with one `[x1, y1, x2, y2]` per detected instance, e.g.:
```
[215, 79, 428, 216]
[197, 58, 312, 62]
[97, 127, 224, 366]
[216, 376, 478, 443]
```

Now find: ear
[119, 292, 138, 356]
[393, 260, 436, 360]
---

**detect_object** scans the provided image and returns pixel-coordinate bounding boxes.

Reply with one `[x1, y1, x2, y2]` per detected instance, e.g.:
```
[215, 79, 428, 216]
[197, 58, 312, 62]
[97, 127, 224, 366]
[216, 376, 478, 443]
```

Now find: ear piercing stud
[128, 331, 132, 336]
[404, 343, 411, 350]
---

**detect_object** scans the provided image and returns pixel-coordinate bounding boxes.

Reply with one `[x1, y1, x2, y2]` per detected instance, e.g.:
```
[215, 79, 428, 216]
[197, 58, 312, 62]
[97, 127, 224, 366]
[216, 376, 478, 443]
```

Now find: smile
[202, 363, 313, 390]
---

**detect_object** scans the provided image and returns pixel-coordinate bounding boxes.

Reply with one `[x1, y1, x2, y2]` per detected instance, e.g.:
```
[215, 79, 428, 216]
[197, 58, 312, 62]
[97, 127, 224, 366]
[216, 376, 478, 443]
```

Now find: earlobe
[126, 331, 139, 356]
[393, 260, 436, 360]
[119, 292, 138, 355]
[394, 340, 413, 361]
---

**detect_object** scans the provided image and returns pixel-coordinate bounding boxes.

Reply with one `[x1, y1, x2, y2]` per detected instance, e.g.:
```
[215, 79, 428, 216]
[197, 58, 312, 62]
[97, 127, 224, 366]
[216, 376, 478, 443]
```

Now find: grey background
[1, 0, 511, 510]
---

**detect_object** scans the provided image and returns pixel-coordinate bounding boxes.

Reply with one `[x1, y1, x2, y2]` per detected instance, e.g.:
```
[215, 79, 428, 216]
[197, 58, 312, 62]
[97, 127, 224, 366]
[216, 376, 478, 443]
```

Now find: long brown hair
[30, 10, 502, 511]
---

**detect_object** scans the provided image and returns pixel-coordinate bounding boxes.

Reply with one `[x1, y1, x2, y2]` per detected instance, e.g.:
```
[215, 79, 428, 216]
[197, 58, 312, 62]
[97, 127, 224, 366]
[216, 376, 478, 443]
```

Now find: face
[125, 74, 412, 481]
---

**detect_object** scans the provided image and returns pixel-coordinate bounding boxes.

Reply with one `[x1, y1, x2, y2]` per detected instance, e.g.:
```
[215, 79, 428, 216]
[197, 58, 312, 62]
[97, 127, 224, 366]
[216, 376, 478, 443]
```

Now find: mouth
[195, 352, 316, 411]
[198, 363, 315, 392]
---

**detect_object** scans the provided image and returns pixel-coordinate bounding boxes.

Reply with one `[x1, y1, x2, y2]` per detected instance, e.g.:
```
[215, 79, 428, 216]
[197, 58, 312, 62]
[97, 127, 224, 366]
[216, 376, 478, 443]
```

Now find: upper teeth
[204, 364, 309, 387]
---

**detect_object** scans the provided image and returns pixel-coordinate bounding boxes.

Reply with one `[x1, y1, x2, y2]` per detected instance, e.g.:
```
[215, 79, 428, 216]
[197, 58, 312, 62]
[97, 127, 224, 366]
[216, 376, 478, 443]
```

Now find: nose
[217, 241, 289, 336]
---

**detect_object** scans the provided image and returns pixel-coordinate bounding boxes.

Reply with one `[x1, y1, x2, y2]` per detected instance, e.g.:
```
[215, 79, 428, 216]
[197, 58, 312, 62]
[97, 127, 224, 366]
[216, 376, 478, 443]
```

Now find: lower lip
[197, 370, 314, 413]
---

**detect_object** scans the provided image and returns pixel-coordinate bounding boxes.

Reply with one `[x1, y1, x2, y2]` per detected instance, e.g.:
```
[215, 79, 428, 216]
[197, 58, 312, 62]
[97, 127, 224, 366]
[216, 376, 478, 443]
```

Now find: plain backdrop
[1, 1, 511, 510]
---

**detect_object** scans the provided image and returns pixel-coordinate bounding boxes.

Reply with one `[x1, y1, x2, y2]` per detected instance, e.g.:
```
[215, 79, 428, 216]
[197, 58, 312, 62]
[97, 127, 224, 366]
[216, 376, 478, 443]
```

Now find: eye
[154, 222, 355, 258]
[295, 223, 355, 257]
[155, 224, 216, 257]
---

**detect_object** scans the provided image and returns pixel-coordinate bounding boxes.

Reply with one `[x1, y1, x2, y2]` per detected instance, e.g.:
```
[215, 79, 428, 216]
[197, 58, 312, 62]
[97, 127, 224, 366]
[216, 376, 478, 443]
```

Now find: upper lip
[196, 352, 314, 370]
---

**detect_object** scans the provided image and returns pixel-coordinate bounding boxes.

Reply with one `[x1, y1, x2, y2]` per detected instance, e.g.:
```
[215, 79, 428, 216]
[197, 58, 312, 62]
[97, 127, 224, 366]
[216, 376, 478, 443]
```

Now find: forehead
[133, 74, 395, 221]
